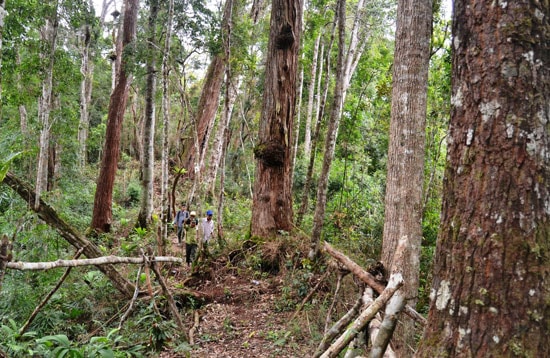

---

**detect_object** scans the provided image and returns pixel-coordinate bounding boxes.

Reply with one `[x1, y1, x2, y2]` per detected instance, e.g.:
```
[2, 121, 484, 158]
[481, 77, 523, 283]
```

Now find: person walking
[200, 210, 215, 252]
[173, 203, 189, 246]
[184, 211, 199, 266]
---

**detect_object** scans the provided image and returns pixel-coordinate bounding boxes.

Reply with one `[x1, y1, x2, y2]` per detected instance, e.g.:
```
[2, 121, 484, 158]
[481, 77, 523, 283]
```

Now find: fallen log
[322, 242, 426, 326]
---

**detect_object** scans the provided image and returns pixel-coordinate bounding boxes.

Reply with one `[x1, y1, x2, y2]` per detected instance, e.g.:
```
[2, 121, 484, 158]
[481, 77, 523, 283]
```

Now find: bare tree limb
[322, 241, 426, 325]
[19, 248, 84, 335]
[313, 295, 364, 358]
[6, 255, 184, 271]
[320, 274, 403, 358]
[2, 171, 134, 297]
[150, 260, 187, 340]
[291, 267, 332, 322]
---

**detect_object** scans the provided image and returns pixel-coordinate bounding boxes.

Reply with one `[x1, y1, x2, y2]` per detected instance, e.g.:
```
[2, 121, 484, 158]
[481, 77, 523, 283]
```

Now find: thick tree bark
[417, 1, 550, 356]
[379, 0, 432, 355]
[250, 0, 303, 238]
[137, 0, 158, 229]
[91, 0, 138, 233]
[3, 172, 134, 297]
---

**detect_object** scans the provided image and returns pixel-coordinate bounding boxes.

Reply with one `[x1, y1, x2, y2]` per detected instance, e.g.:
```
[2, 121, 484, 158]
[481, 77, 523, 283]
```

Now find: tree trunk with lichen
[250, 0, 302, 238]
[416, 1, 550, 356]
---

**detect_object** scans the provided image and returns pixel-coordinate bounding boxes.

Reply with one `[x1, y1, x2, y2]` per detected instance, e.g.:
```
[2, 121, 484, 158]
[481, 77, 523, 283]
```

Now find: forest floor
[157, 236, 320, 358]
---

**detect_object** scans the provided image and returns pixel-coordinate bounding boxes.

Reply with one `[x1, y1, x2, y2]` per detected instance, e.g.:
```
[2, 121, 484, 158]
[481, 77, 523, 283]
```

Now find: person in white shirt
[200, 210, 215, 246]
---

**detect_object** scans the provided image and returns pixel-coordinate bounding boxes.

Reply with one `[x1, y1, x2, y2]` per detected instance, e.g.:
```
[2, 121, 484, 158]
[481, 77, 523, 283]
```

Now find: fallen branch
[119, 264, 144, 330]
[2, 172, 134, 297]
[322, 242, 426, 326]
[290, 267, 332, 322]
[5, 255, 184, 270]
[313, 296, 364, 358]
[19, 248, 84, 335]
[319, 274, 403, 358]
[151, 260, 187, 340]
[365, 287, 396, 358]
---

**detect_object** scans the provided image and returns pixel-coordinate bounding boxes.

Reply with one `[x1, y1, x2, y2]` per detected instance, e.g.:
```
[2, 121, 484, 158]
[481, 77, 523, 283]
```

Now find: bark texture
[91, 0, 138, 233]
[380, 0, 432, 355]
[251, 0, 302, 238]
[417, 1, 550, 356]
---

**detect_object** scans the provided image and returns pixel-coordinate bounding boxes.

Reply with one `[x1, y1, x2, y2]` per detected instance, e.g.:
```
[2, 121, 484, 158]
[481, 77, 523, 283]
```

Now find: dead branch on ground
[5, 255, 183, 270]
[313, 296, 363, 358]
[322, 241, 426, 325]
[19, 248, 84, 335]
[319, 274, 403, 358]
[290, 267, 332, 322]
[2, 172, 134, 297]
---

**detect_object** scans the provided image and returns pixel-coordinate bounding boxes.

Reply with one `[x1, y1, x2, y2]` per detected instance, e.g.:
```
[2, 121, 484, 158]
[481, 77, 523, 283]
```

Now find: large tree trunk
[137, 0, 158, 229]
[379, 0, 432, 356]
[417, 1, 550, 356]
[91, 0, 138, 233]
[35, 4, 59, 209]
[250, 0, 303, 238]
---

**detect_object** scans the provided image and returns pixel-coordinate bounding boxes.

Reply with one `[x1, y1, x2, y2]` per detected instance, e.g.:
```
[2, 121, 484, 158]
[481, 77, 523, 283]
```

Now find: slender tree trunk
[160, 0, 174, 243]
[91, 0, 138, 233]
[250, 0, 303, 238]
[417, 1, 550, 356]
[296, 25, 332, 227]
[35, 2, 59, 209]
[379, 0, 432, 355]
[78, 13, 94, 169]
[0, 0, 5, 120]
[309, 0, 367, 258]
[309, 0, 347, 258]
[303, 32, 321, 159]
[292, 55, 304, 173]
[137, 0, 158, 229]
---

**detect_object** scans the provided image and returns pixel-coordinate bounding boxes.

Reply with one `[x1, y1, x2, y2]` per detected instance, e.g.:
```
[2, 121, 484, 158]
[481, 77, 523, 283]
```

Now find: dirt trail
[159, 237, 315, 357]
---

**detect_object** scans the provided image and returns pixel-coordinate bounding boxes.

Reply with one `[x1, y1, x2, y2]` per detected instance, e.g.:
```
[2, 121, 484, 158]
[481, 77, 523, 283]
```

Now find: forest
[0, 0, 548, 357]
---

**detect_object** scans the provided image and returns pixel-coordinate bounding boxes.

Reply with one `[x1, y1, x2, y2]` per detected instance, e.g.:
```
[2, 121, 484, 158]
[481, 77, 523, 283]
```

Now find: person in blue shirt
[173, 203, 189, 246]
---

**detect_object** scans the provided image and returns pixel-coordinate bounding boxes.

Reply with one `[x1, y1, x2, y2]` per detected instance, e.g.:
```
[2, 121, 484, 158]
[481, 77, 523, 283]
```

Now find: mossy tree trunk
[417, 0, 550, 356]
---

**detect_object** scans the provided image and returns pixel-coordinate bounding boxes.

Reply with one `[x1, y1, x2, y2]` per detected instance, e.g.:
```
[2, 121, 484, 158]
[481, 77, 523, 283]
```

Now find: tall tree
[308, 0, 370, 258]
[379, 0, 432, 355]
[160, 0, 175, 245]
[417, 0, 549, 356]
[0, 0, 5, 119]
[250, 0, 303, 238]
[183, 0, 234, 193]
[77, 1, 96, 169]
[137, 0, 159, 229]
[35, 0, 60, 209]
[91, 0, 138, 233]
